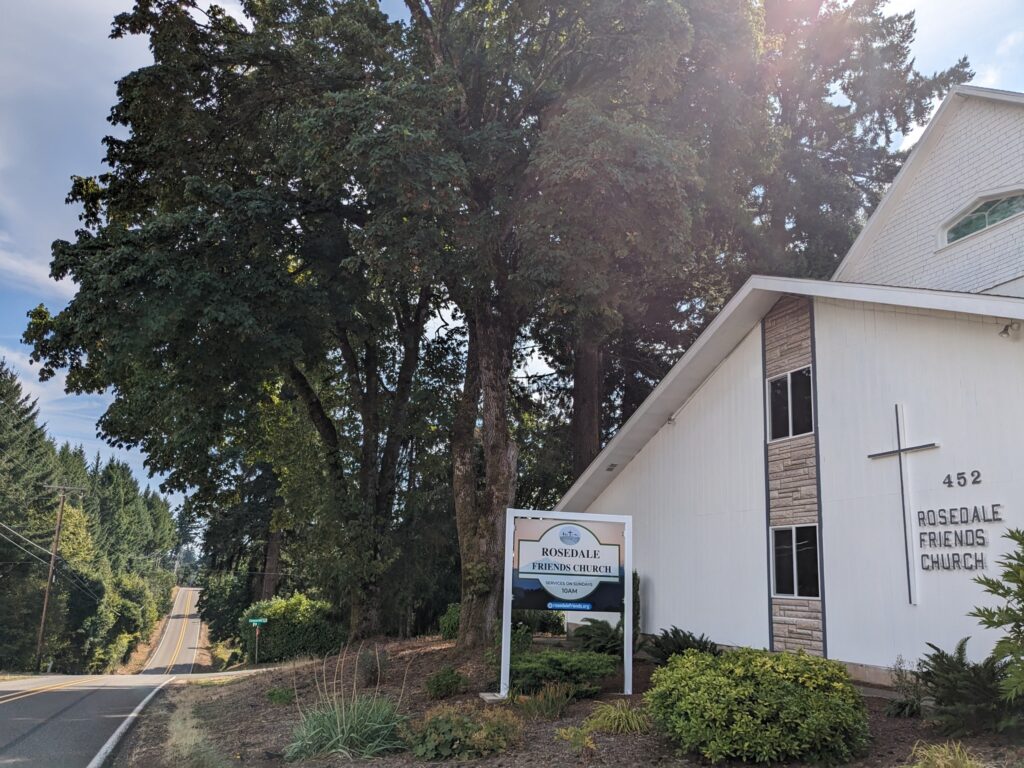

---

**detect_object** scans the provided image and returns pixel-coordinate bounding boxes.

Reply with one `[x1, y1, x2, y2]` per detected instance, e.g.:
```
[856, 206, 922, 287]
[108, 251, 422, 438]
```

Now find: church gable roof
[832, 85, 1024, 291]
[556, 276, 1024, 513]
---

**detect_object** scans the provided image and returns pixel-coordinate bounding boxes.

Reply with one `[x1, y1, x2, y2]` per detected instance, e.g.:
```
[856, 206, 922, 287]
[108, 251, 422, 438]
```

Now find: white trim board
[556, 275, 1024, 513]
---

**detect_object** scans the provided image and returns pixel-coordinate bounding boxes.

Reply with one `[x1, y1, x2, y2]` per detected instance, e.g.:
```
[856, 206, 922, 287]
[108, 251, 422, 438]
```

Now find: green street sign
[248, 618, 268, 625]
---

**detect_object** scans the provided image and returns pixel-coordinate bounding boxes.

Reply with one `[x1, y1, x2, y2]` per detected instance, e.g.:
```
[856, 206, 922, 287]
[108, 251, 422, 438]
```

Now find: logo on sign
[559, 526, 581, 546]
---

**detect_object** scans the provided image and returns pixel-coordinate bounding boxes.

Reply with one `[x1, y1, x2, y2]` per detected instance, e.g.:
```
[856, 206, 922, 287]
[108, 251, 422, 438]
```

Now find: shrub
[511, 650, 618, 698]
[555, 726, 596, 761]
[887, 654, 924, 718]
[515, 682, 577, 719]
[573, 619, 622, 656]
[266, 686, 295, 705]
[584, 700, 651, 734]
[513, 609, 565, 635]
[645, 626, 720, 665]
[238, 593, 345, 664]
[405, 703, 521, 760]
[285, 693, 405, 760]
[355, 645, 388, 688]
[439, 603, 460, 640]
[646, 648, 869, 764]
[425, 666, 466, 700]
[908, 741, 985, 768]
[971, 528, 1024, 702]
[917, 638, 1021, 734]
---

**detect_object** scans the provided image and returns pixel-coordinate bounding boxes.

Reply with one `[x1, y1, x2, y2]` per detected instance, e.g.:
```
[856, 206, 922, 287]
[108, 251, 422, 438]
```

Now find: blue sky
[0, 1, 1022, 504]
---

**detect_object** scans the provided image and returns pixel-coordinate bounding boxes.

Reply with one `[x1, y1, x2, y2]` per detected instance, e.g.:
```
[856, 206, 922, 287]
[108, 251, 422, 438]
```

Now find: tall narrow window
[767, 367, 814, 441]
[772, 525, 820, 598]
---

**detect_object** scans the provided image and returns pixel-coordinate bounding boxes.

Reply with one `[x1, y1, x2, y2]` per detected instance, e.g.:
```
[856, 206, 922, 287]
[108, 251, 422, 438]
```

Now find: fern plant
[644, 626, 720, 665]
[918, 637, 1021, 734]
[971, 528, 1024, 702]
[572, 619, 622, 656]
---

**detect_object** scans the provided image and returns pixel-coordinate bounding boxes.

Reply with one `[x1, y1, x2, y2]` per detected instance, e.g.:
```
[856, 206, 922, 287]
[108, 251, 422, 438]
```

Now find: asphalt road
[142, 586, 203, 675]
[0, 586, 202, 767]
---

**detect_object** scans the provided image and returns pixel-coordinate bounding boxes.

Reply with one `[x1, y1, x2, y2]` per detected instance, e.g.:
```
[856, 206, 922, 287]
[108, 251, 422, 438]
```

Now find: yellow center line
[165, 590, 192, 675]
[0, 676, 98, 705]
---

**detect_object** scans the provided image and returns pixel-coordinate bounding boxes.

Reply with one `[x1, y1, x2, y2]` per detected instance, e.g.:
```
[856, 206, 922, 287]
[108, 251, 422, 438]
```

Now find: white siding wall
[586, 327, 769, 649]
[839, 98, 1024, 292]
[815, 298, 1024, 667]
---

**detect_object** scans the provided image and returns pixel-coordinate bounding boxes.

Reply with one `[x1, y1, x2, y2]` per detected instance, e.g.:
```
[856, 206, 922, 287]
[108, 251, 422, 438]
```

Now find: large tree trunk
[453, 308, 519, 648]
[570, 329, 602, 480]
[260, 529, 282, 601]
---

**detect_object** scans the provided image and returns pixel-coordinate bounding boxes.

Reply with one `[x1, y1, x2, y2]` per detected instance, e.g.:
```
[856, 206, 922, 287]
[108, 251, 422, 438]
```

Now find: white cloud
[0, 240, 76, 300]
[996, 29, 1024, 57]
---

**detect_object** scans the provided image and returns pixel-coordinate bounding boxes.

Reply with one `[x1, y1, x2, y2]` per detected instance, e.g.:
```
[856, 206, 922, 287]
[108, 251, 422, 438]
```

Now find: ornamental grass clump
[285, 646, 407, 761]
[645, 648, 869, 765]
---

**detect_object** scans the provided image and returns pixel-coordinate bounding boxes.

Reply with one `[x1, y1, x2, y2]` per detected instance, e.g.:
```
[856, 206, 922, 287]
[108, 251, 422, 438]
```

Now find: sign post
[498, 509, 632, 698]
[248, 617, 267, 666]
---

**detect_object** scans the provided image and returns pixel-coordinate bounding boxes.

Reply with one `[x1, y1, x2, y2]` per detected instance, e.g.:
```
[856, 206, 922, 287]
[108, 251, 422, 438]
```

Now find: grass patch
[267, 686, 295, 705]
[188, 676, 239, 687]
[166, 694, 231, 768]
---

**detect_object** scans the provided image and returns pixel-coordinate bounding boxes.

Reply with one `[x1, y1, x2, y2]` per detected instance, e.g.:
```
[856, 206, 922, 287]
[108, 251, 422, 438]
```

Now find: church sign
[514, 521, 623, 611]
[497, 509, 633, 697]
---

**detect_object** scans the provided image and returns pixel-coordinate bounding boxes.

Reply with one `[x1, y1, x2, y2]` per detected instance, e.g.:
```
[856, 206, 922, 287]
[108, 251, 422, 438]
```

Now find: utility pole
[35, 484, 86, 670]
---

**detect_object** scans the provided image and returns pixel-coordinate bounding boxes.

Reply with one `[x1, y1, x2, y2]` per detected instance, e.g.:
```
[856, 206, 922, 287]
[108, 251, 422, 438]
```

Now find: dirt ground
[112, 637, 1024, 768]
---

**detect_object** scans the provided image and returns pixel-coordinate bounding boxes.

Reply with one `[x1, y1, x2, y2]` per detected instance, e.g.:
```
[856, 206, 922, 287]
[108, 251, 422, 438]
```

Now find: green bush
[355, 645, 388, 688]
[645, 626, 720, 665]
[572, 619, 622, 656]
[439, 603, 460, 640]
[511, 650, 618, 698]
[513, 610, 565, 635]
[514, 682, 577, 719]
[405, 703, 521, 759]
[886, 654, 924, 718]
[238, 593, 345, 663]
[917, 638, 1021, 734]
[646, 649, 869, 764]
[285, 694, 405, 760]
[425, 666, 466, 700]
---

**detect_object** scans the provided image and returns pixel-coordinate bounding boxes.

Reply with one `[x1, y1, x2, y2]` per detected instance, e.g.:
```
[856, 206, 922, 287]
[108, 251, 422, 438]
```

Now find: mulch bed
[112, 637, 1024, 768]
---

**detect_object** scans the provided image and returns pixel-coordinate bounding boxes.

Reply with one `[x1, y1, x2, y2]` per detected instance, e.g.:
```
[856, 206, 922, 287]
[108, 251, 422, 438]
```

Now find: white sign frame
[499, 508, 634, 697]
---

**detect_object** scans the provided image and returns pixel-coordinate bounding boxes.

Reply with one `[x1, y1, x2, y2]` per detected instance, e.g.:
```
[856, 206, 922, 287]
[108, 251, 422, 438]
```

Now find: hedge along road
[0, 587, 201, 767]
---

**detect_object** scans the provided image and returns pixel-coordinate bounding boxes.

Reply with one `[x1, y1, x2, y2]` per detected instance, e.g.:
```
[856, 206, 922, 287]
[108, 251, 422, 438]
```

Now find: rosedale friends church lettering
[916, 501, 1003, 571]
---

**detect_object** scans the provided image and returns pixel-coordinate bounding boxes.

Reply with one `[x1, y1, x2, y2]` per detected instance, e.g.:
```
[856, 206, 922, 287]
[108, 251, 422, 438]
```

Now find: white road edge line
[85, 676, 175, 768]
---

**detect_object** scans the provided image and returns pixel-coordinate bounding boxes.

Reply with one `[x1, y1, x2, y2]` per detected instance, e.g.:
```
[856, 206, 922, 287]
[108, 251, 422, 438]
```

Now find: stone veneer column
[763, 295, 825, 656]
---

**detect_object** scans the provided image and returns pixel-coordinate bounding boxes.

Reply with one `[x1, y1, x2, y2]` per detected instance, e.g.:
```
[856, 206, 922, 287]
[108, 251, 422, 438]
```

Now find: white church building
[558, 85, 1024, 679]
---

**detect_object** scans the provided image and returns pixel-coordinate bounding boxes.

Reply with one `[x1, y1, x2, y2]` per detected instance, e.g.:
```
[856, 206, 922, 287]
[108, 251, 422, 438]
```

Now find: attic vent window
[605, 463, 618, 472]
[947, 194, 1024, 243]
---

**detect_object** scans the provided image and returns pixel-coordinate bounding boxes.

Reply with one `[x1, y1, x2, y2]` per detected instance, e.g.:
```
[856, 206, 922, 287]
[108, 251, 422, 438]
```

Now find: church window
[768, 367, 813, 441]
[772, 525, 820, 598]
[946, 193, 1024, 244]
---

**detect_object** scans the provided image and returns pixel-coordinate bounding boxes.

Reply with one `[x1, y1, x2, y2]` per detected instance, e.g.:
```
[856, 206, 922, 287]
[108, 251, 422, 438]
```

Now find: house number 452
[943, 471, 981, 488]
